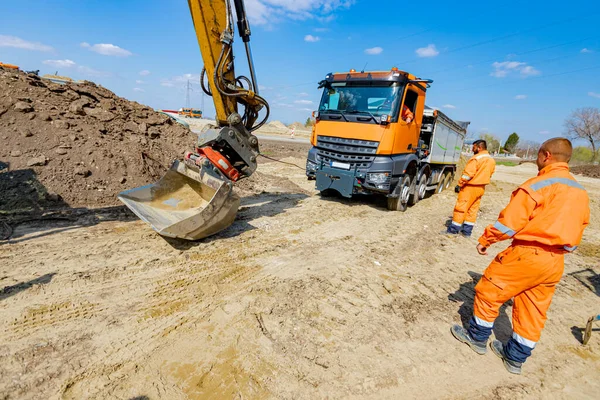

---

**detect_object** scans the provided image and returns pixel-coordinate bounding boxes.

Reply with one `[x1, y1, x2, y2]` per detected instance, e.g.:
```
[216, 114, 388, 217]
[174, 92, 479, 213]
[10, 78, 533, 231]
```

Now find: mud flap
[118, 160, 240, 240]
[316, 166, 356, 198]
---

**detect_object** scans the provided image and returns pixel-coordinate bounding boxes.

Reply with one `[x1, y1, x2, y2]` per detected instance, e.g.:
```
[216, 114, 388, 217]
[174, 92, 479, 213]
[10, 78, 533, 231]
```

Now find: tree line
[475, 107, 600, 163]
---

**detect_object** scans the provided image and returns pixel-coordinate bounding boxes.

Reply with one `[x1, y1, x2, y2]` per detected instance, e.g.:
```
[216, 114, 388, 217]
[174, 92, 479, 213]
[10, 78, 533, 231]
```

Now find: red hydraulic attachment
[185, 147, 241, 181]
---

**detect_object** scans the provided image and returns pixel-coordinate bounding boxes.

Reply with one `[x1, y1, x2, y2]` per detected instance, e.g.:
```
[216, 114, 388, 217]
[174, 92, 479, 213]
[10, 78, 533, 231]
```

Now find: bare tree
[515, 140, 541, 159]
[564, 107, 600, 162]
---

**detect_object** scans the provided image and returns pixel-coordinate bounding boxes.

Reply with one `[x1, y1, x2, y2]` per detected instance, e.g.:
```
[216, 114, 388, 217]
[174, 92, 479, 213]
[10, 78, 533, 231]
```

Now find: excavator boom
[118, 0, 269, 240]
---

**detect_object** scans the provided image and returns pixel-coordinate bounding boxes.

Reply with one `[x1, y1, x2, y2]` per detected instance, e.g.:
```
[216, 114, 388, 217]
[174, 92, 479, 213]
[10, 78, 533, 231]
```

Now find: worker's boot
[490, 340, 523, 375]
[451, 325, 487, 355]
[446, 221, 462, 235]
[461, 222, 474, 237]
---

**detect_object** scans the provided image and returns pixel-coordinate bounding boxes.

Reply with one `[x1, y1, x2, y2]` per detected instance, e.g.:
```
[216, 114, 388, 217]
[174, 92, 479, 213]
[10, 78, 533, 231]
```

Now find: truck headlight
[366, 172, 390, 185]
[306, 160, 317, 172]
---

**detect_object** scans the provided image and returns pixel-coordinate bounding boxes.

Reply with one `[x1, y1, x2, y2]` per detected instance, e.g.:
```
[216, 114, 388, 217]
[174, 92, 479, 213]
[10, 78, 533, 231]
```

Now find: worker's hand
[406, 117, 412, 123]
[476, 243, 488, 255]
[454, 185, 460, 193]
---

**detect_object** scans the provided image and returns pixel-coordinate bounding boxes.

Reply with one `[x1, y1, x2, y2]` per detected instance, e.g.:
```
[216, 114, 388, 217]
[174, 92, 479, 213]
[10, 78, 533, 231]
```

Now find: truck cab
[306, 68, 467, 211]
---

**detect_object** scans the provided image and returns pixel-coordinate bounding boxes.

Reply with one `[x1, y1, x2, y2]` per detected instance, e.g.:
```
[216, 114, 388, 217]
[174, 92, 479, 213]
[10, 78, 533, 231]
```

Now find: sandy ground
[1, 144, 599, 399]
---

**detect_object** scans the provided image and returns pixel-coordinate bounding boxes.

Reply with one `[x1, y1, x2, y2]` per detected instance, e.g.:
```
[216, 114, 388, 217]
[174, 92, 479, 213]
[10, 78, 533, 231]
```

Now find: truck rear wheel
[444, 172, 454, 190]
[436, 172, 448, 194]
[387, 175, 411, 211]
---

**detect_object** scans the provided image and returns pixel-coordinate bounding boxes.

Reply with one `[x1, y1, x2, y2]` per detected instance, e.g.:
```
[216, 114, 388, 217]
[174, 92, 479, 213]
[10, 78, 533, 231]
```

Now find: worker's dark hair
[473, 140, 487, 150]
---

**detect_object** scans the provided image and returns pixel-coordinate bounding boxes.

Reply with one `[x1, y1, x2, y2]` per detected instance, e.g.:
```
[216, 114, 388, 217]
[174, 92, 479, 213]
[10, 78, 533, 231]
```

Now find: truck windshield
[319, 82, 403, 117]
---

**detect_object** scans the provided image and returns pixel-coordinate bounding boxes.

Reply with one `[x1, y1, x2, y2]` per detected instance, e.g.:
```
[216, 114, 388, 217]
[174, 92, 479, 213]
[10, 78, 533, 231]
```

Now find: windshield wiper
[322, 109, 349, 122]
[345, 109, 378, 123]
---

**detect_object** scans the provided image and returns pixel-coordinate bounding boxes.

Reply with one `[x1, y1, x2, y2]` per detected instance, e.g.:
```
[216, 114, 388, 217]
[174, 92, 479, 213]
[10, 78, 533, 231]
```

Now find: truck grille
[316, 135, 379, 170]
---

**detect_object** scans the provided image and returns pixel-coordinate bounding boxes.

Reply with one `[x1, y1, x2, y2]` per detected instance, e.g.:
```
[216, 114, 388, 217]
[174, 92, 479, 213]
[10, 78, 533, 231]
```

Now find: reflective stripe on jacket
[459, 150, 496, 187]
[479, 162, 590, 251]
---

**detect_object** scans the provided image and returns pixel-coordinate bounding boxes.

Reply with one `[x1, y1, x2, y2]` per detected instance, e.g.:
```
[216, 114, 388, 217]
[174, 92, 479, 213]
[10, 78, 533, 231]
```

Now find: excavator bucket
[117, 160, 240, 240]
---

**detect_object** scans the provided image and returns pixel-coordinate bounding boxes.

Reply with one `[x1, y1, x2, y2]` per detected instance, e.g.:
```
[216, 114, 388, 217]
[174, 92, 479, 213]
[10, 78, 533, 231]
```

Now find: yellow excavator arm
[118, 0, 270, 240]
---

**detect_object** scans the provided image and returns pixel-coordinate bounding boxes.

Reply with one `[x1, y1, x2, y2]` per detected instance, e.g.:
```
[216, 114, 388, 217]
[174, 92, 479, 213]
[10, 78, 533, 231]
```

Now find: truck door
[397, 86, 424, 152]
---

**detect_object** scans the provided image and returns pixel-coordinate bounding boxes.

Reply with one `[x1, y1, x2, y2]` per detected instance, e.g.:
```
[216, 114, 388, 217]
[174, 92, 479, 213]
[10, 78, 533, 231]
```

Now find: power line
[395, 11, 600, 67]
[452, 64, 600, 94]
[428, 35, 600, 75]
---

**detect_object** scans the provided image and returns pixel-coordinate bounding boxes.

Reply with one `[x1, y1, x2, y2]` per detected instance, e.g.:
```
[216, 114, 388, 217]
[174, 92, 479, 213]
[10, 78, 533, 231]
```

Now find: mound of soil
[571, 164, 600, 178]
[266, 120, 288, 130]
[0, 67, 196, 212]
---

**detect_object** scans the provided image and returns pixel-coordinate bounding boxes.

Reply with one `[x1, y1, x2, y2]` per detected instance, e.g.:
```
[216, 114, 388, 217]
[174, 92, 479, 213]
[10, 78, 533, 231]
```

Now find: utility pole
[185, 79, 191, 108]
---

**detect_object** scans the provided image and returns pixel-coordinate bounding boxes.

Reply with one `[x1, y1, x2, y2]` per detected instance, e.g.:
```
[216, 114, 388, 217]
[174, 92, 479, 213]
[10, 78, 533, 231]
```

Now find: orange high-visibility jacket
[479, 162, 590, 251]
[402, 105, 414, 122]
[458, 150, 496, 187]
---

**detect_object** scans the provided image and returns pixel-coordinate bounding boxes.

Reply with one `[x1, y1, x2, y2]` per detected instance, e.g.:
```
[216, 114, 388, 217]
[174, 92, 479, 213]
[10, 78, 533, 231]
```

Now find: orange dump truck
[306, 68, 469, 211]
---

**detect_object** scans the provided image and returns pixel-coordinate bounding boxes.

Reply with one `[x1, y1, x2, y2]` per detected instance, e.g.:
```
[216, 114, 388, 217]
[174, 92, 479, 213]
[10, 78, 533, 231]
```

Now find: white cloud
[80, 42, 90, 48]
[43, 59, 76, 68]
[314, 27, 329, 32]
[139, 70, 151, 76]
[133, 88, 144, 92]
[84, 43, 132, 57]
[40, 59, 109, 77]
[539, 130, 551, 135]
[244, 0, 354, 26]
[581, 48, 593, 54]
[161, 73, 200, 88]
[415, 44, 439, 58]
[442, 104, 456, 109]
[515, 94, 527, 100]
[294, 99, 313, 105]
[491, 61, 540, 78]
[298, 92, 309, 97]
[298, 107, 313, 111]
[135, 80, 145, 84]
[0, 35, 53, 52]
[520, 65, 540, 77]
[588, 92, 600, 99]
[365, 46, 383, 55]
[77, 65, 111, 78]
[304, 34, 320, 42]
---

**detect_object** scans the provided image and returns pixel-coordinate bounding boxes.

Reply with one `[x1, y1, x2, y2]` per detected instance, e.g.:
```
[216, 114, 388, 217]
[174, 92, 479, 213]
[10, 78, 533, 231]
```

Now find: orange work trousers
[452, 185, 486, 225]
[473, 242, 564, 344]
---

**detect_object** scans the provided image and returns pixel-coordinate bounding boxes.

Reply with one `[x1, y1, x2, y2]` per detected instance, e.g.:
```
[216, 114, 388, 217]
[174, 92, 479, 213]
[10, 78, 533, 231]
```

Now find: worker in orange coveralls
[446, 140, 496, 236]
[451, 138, 590, 375]
[401, 104, 414, 123]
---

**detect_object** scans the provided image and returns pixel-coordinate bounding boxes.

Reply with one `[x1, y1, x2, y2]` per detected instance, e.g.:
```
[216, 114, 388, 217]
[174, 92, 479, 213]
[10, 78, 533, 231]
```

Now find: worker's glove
[455, 185, 460, 193]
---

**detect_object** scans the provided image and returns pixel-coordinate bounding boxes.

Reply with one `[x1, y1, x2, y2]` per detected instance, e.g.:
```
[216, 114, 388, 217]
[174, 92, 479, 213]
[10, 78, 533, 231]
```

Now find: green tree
[503, 132, 520, 154]
[305, 117, 314, 127]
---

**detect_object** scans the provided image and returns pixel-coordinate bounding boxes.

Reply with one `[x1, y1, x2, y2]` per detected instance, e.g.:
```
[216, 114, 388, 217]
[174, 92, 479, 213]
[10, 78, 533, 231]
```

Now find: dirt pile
[266, 120, 288, 130]
[0, 67, 196, 211]
[571, 164, 600, 178]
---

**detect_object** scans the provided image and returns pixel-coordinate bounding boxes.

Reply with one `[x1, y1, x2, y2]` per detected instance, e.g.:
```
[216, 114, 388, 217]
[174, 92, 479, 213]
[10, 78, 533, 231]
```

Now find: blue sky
[1, 0, 599, 145]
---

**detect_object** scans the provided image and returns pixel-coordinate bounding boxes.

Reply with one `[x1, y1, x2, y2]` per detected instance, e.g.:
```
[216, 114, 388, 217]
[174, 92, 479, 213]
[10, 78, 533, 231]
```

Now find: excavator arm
[118, 0, 270, 240]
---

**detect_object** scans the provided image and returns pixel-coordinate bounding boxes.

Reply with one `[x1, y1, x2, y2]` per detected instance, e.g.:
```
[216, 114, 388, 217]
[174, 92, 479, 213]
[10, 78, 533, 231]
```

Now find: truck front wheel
[387, 175, 411, 211]
[409, 173, 428, 205]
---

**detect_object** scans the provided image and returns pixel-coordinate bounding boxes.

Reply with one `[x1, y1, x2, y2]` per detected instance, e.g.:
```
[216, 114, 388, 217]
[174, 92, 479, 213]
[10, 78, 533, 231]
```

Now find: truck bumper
[315, 166, 359, 198]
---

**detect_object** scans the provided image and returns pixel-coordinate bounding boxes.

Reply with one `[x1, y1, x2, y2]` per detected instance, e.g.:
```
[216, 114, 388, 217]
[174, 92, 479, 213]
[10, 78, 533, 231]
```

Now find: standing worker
[451, 138, 590, 374]
[446, 140, 496, 236]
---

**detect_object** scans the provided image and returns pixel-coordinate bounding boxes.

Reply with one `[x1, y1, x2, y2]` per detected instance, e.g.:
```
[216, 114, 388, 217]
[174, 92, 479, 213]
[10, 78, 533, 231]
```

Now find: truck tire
[319, 189, 336, 197]
[409, 173, 427, 205]
[444, 172, 454, 190]
[387, 175, 411, 211]
[436, 173, 448, 194]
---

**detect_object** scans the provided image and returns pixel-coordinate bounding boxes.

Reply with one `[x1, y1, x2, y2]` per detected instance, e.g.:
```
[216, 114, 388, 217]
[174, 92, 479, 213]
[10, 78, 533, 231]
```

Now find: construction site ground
[1, 140, 599, 400]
